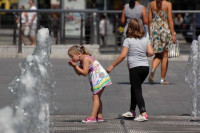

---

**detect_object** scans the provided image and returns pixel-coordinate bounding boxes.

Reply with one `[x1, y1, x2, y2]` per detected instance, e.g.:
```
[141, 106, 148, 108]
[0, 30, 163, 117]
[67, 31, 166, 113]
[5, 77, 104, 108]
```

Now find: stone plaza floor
[0, 56, 200, 132]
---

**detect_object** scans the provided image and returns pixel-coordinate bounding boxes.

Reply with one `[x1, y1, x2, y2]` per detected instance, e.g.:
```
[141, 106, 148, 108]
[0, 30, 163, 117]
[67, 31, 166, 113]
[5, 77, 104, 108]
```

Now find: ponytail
[68, 45, 91, 57]
[129, 0, 135, 9]
[79, 45, 91, 56]
[156, 0, 162, 10]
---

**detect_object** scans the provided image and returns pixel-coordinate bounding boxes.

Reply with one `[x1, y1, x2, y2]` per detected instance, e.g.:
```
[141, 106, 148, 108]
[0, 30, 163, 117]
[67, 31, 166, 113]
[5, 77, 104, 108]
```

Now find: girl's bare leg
[97, 99, 103, 118]
[97, 88, 104, 118]
[90, 88, 104, 118]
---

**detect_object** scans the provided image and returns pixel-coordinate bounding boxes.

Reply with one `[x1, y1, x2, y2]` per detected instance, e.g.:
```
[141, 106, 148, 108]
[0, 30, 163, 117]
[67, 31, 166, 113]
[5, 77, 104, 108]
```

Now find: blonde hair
[68, 45, 91, 57]
[126, 18, 145, 39]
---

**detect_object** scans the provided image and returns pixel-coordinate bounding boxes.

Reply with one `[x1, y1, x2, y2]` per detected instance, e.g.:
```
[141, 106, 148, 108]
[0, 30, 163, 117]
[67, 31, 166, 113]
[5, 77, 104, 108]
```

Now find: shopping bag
[168, 40, 180, 58]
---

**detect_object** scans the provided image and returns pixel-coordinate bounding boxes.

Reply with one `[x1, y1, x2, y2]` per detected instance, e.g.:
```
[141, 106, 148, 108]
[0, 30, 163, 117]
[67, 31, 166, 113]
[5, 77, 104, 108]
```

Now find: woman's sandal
[148, 72, 154, 83]
[160, 80, 169, 85]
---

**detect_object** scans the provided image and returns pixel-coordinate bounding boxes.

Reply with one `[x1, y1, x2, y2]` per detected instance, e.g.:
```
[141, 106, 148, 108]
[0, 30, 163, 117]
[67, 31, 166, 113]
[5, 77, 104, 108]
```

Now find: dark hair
[126, 18, 145, 39]
[68, 45, 91, 57]
[129, 0, 136, 9]
[100, 14, 105, 20]
[20, 5, 25, 9]
[30, 0, 34, 4]
[156, 0, 162, 10]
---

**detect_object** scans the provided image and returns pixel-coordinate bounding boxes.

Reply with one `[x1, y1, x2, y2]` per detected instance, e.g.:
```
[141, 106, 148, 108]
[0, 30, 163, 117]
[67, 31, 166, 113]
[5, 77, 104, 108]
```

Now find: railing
[0, 9, 200, 53]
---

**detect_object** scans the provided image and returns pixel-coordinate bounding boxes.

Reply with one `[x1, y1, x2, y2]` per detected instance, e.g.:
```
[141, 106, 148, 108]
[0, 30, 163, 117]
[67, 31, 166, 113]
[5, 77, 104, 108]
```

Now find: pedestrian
[68, 45, 112, 123]
[174, 13, 184, 33]
[26, 0, 37, 45]
[99, 14, 106, 47]
[85, 15, 91, 44]
[121, 0, 149, 68]
[148, 0, 176, 85]
[16, 5, 28, 46]
[51, 12, 59, 44]
[121, 0, 148, 38]
[107, 18, 154, 122]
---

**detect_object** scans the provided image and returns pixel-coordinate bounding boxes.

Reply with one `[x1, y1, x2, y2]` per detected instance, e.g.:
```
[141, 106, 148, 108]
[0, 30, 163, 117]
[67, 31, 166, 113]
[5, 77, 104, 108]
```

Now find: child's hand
[68, 60, 77, 67]
[107, 65, 114, 73]
[68, 60, 73, 66]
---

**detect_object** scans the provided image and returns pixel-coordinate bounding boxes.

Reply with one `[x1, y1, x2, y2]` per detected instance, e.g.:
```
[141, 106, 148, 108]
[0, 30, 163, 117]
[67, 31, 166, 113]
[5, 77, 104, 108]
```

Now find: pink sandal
[97, 117, 104, 122]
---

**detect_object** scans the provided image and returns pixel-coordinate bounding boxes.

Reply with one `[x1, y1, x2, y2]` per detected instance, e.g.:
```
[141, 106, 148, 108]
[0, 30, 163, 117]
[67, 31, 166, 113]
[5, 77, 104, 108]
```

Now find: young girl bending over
[107, 18, 154, 122]
[68, 45, 112, 123]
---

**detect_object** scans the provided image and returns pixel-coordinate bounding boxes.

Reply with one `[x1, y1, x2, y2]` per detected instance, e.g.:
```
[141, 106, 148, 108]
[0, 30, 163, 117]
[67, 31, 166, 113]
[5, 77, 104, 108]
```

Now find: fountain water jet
[0, 28, 54, 133]
[185, 35, 200, 117]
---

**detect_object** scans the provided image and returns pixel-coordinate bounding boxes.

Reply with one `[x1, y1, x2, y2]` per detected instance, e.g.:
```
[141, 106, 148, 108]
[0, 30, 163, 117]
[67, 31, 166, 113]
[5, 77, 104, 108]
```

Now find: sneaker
[82, 117, 97, 123]
[148, 72, 154, 83]
[122, 111, 136, 118]
[97, 117, 104, 122]
[134, 114, 148, 122]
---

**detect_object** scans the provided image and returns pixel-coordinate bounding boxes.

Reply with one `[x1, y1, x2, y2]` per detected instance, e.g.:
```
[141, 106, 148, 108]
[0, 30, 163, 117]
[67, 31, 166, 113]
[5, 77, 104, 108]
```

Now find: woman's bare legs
[149, 51, 169, 84]
[152, 55, 161, 71]
[160, 50, 169, 84]
[148, 53, 161, 82]
[90, 88, 104, 118]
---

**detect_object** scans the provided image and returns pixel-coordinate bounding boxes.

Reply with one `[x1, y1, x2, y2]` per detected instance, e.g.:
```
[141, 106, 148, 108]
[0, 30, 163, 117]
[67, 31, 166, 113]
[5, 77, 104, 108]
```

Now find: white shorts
[24, 23, 37, 37]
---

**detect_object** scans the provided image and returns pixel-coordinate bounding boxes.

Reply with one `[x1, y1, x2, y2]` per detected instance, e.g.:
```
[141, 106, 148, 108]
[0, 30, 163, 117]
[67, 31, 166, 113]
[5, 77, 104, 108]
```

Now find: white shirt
[123, 34, 150, 68]
[99, 19, 106, 35]
[21, 12, 27, 24]
[28, 5, 37, 24]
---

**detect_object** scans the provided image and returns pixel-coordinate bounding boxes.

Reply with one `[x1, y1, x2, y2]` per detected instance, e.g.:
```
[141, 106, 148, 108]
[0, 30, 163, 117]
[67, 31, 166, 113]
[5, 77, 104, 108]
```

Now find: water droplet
[24, 112, 28, 116]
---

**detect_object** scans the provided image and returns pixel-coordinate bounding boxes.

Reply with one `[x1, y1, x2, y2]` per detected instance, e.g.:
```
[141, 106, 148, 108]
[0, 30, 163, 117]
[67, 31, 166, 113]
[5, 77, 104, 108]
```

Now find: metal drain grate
[50, 114, 200, 133]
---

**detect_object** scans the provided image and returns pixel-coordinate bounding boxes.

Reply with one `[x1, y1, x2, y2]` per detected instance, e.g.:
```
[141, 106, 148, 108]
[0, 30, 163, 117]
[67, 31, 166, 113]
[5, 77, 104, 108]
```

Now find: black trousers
[129, 66, 149, 114]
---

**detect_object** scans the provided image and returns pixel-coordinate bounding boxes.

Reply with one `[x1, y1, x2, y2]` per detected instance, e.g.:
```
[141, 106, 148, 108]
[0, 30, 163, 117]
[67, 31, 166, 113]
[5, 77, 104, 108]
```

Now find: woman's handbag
[168, 40, 180, 58]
